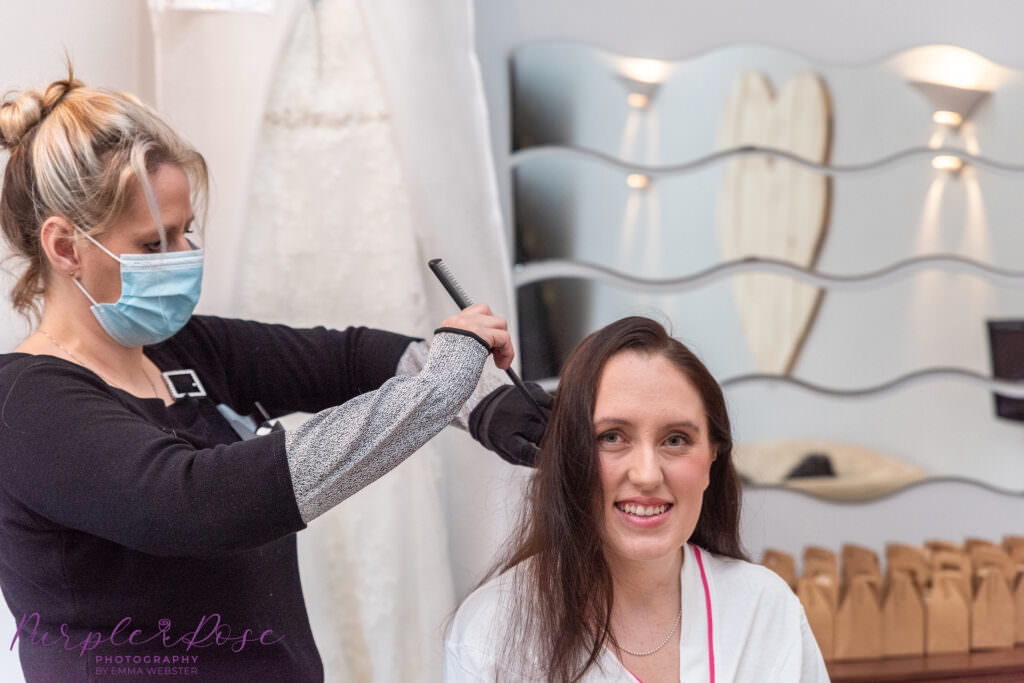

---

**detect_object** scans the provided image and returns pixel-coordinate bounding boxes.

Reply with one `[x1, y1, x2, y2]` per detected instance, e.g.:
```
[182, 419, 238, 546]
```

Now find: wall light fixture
[615, 58, 671, 109]
[909, 80, 990, 130]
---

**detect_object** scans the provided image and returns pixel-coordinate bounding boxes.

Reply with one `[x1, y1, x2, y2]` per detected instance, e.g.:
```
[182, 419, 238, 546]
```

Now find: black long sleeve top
[0, 315, 417, 682]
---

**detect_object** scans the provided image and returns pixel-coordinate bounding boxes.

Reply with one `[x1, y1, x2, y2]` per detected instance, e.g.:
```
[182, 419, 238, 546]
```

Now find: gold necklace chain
[615, 606, 682, 658]
[39, 328, 161, 400]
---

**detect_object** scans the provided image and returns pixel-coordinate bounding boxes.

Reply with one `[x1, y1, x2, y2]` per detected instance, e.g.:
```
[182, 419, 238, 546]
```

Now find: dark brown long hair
[489, 316, 746, 682]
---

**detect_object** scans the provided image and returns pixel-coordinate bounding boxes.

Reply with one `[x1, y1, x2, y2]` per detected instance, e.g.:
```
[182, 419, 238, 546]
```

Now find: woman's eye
[665, 433, 691, 447]
[597, 431, 621, 444]
[144, 241, 162, 252]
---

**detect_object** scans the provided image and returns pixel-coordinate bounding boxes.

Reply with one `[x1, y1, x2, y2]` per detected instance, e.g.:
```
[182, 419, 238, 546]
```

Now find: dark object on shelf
[987, 320, 1024, 422]
[785, 453, 837, 479]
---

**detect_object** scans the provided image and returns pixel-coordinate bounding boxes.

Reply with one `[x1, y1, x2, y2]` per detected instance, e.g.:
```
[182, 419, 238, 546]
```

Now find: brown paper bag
[932, 550, 969, 570]
[798, 575, 836, 661]
[804, 546, 839, 580]
[1014, 570, 1024, 645]
[925, 539, 961, 556]
[882, 570, 925, 658]
[926, 570, 970, 654]
[842, 543, 882, 587]
[886, 543, 930, 590]
[970, 546, 1016, 586]
[1003, 535, 1024, 564]
[971, 567, 1015, 650]
[931, 551, 972, 600]
[835, 574, 883, 660]
[804, 546, 840, 612]
[762, 549, 797, 591]
[965, 537, 999, 554]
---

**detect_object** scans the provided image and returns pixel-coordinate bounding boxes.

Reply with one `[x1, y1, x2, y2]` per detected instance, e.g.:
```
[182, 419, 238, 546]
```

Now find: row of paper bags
[761, 536, 1024, 661]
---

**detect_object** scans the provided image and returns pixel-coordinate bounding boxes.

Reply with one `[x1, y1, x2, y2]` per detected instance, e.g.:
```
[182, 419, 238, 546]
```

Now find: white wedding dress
[236, 1, 456, 680]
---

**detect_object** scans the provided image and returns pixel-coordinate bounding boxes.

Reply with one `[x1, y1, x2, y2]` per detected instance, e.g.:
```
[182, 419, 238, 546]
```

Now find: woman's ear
[39, 217, 81, 277]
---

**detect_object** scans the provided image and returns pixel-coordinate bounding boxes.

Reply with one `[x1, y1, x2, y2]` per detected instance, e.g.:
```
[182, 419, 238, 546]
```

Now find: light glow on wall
[892, 45, 1011, 91]
[627, 92, 650, 108]
[931, 155, 963, 172]
[932, 110, 963, 127]
[617, 57, 671, 84]
[626, 173, 650, 189]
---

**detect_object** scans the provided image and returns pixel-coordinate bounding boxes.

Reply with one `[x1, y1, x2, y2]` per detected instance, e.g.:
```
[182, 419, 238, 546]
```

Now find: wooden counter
[828, 647, 1024, 681]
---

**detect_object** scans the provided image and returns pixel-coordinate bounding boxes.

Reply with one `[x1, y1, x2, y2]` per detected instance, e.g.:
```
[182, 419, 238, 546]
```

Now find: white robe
[444, 543, 830, 682]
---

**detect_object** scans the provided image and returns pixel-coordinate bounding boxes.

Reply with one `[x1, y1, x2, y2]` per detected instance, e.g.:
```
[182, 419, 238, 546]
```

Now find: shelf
[828, 646, 1024, 682]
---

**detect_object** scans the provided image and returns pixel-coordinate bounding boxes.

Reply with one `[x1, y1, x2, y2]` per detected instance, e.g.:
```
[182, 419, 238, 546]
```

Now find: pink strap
[692, 545, 715, 683]
[627, 546, 716, 683]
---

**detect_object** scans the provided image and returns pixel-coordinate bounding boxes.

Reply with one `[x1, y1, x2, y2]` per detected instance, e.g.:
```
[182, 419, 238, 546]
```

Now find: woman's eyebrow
[162, 216, 195, 232]
[594, 417, 701, 434]
[665, 420, 701, 434]
[593, 417, 632, 427]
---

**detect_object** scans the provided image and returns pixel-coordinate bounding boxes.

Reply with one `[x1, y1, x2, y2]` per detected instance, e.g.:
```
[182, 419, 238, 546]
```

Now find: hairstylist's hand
[439, 303, 515, 370]
[470, 382, 552, 467]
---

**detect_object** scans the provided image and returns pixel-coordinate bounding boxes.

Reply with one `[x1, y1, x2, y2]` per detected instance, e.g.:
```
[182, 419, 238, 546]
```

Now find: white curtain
[149, 0, 523, 680]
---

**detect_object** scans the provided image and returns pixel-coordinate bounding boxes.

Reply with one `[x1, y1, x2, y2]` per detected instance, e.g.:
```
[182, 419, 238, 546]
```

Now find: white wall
[741, 480, 1024, 569]
[0, 5, 153, 683]
[473, 0, 1024, 569]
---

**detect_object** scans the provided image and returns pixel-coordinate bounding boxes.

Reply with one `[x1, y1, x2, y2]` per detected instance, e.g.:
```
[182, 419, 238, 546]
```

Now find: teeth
[617, 503, 669, 517]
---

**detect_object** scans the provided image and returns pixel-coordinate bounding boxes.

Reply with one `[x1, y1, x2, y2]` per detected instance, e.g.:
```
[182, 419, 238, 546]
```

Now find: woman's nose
[626, 443, 663, 488]
[171, 234, 195, 252]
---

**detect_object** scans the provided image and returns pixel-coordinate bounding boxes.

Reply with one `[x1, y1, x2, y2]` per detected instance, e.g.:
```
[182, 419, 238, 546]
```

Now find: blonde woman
[0, 70, 549, 682]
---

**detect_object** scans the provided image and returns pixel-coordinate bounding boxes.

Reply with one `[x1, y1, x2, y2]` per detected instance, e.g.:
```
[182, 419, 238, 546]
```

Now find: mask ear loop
[75, 226, 124, 263]
[71, 276, 100, 306]
[71, 226, 122, 307]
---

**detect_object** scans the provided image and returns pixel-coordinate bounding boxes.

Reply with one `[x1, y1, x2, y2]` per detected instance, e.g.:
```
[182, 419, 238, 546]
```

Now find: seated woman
[444, 316, 829, 682]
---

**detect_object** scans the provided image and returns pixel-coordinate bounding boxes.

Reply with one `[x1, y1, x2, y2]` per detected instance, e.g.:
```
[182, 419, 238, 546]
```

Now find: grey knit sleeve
[395, 339, 510, 431]
[285, 331, 488, 523]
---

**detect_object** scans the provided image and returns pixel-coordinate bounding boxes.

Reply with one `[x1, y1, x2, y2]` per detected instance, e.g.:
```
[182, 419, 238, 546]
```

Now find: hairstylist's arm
[0, 312, 507, 553]
[285, 306, 507, 522]
[396, 303, 552, 467]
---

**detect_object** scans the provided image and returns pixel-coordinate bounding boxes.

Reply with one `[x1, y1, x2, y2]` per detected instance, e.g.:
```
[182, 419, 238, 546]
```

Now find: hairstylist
[0, 71, 550, 683]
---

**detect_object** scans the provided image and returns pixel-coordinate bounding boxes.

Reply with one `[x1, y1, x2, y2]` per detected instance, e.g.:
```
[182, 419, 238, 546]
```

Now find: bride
[444, 316, 828, 682]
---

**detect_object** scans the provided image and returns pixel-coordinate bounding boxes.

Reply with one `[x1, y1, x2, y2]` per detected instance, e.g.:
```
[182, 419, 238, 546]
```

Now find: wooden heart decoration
[716, 72, 831, 375]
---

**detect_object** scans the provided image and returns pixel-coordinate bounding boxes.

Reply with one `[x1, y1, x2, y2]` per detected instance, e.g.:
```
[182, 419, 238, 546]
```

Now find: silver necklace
[616, 606, 682, 657]
[39, 328, 161, 400]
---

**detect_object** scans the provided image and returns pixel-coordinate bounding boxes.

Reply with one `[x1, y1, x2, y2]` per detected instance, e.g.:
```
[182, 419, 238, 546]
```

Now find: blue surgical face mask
[72, 228, 204, 347]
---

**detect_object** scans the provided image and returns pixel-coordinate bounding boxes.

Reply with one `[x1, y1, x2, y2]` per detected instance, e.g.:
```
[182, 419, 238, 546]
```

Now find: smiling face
[594, 349, 715, 565]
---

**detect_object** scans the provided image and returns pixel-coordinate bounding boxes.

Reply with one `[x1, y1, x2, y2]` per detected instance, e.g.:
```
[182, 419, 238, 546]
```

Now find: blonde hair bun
[0, 76, 81, 149]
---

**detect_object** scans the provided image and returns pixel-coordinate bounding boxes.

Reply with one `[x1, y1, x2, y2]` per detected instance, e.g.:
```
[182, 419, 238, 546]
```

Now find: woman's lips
[613, 502, 673, 528]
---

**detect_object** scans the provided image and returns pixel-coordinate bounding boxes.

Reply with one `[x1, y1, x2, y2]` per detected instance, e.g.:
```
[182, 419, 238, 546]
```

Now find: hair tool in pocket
[428, 258, 547, 420]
